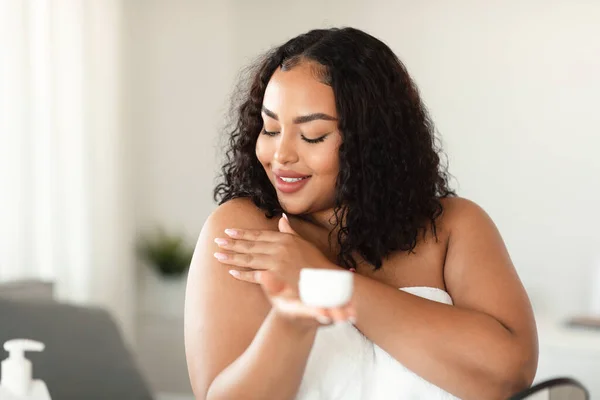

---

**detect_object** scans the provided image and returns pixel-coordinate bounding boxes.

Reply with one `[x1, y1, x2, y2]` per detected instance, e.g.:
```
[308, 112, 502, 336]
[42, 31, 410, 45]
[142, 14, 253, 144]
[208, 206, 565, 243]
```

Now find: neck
[300, 208, 339, 233]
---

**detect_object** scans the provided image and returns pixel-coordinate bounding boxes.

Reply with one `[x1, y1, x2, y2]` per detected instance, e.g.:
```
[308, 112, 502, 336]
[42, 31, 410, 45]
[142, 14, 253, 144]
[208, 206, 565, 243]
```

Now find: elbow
[205, 380, 246, 400]
[493, 349, 538, 399]
[190, 382, 208, 400]
[204, 380, 228, 400]
[204, 388, 219, 400]
[205, 385, 226, 400]
[497, 373, 535, 400]
[188, 374, 217, 400]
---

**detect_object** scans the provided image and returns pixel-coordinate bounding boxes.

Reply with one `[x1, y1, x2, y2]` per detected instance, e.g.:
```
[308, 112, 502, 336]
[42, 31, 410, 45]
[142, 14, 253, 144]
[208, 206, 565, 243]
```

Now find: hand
[213, 213, 332, 286]
[213, 214, 356, 326]
[252, 269, 356, 328]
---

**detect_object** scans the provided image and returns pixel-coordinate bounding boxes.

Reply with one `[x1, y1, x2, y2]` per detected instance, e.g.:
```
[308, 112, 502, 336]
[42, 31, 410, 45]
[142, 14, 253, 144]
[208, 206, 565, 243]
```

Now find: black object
[508, 377, 589, 400]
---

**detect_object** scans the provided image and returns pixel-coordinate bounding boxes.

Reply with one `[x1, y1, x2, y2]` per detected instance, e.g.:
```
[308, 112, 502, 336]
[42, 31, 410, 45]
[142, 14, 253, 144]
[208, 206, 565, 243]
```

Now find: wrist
[268, 308, 319, 337]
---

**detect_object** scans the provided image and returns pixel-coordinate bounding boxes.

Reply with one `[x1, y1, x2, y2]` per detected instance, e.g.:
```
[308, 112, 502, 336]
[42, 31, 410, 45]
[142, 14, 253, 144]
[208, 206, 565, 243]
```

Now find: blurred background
[1, 1, 599, 399]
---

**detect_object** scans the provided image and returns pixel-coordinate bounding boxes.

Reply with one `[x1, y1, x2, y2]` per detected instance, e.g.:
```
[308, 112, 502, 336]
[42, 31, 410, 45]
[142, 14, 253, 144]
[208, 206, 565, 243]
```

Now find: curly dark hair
[214, 27, 455, 271]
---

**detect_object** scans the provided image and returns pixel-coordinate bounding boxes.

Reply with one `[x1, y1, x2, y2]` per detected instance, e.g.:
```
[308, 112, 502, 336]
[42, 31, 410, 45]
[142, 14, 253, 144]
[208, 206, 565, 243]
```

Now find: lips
[273, 169, 311, 179]
[273, 169, 312, 194]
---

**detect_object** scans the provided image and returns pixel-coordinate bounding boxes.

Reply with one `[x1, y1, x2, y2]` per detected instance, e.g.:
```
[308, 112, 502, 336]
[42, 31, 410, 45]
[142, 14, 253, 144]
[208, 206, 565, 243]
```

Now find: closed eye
[262, 129, 279, 137]
[261, 129, 329, 144]
[302, 134, 328, 144]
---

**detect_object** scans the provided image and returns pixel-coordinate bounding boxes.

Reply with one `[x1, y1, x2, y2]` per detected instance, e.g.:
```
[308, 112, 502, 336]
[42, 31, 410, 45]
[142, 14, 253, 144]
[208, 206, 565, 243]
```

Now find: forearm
[352, 274, 532, 399]
[207, 309, 316, 400]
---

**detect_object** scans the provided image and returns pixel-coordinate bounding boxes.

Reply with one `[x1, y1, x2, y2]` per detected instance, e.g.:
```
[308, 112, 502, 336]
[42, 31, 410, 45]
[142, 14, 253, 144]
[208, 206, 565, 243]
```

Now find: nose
[273, 131, 299, 165]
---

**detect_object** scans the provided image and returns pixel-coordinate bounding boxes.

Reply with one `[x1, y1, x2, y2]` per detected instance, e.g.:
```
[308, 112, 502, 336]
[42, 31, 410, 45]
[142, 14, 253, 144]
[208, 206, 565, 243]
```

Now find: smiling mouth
[274, 174, 312, 194]
[279, 176, 310, 183]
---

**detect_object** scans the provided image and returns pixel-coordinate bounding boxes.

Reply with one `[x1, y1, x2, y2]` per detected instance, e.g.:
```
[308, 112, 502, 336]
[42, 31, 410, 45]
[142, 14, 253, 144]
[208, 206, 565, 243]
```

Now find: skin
[184, 62, 539, 400]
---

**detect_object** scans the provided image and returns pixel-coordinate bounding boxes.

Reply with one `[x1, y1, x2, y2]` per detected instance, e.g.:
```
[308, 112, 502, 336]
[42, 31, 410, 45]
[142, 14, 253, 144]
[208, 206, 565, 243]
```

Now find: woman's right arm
[184, 199, 317, 400]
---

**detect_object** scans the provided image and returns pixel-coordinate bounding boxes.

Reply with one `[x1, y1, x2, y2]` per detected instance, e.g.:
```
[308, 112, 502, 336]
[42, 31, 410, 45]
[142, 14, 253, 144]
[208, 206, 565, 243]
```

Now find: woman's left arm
[350, 199, 538, 400]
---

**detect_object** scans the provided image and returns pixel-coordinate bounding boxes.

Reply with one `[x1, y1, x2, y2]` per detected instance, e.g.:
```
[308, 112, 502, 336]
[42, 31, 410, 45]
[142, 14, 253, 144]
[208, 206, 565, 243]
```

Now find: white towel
[296, 287, 460, 400]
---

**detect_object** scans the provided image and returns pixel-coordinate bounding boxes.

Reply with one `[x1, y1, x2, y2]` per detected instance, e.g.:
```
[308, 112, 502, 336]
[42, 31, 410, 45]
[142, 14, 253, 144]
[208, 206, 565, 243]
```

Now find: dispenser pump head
[4, 339, 45, 358]
[1, 339, 45, 397]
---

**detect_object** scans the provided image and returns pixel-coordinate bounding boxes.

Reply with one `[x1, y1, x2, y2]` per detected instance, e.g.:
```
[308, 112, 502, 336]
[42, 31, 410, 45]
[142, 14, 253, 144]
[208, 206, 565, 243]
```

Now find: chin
[278, 198, 312, 216]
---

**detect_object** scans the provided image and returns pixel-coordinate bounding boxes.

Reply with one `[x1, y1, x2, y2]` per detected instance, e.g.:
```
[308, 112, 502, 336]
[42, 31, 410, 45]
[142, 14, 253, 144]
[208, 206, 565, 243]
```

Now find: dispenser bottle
[0, 339, 51, 400]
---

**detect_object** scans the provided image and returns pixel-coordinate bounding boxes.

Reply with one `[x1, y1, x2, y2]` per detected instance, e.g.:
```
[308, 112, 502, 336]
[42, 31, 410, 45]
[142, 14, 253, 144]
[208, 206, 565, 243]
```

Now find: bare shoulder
[439, 196, 509, 278]
[439, 196, 537, 374]
[184, 197, 277, 396]
[439, 196, 535, 330]
[195, 197, 278, 276]
[203, 197, 279, 237]
[439, 196, 493, 229]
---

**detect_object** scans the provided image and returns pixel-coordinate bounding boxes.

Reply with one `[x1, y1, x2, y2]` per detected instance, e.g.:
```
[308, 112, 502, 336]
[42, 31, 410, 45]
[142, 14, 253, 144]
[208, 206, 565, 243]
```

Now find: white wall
[124, 0, 235, 240]
[127, 0, 600, 317]
[383, 0, 600, 318]
[123, 1, 236, 394]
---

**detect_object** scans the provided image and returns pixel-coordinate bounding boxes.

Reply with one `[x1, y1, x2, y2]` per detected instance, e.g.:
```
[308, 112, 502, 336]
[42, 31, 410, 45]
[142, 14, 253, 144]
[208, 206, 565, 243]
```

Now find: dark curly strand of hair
[214, 27, 455, 271]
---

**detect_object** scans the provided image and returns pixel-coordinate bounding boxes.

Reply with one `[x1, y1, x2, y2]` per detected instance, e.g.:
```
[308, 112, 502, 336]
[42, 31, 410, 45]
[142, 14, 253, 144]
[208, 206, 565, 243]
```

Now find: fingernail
[228, 270, 240, 277]
[224, 229, 239, 237]
[214, 252, 228, 260]
[349, 317, 357, 325]
[214, 238, 228, 246]
[282, 213, 289, 221]
[316, 315, 331, 325]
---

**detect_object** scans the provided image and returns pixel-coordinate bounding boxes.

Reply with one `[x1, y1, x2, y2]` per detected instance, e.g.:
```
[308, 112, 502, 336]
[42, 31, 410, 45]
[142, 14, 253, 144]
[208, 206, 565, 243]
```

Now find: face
[256, 62, 342, 216]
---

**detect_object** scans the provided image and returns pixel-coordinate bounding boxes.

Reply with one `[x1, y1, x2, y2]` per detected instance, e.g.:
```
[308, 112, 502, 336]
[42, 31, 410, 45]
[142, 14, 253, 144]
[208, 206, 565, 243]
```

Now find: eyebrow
[262, 106, 337, 124]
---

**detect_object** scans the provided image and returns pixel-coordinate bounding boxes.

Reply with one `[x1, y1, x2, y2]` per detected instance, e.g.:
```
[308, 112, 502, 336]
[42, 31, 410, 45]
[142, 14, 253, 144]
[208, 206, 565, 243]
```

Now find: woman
[184, 27, 538, 400]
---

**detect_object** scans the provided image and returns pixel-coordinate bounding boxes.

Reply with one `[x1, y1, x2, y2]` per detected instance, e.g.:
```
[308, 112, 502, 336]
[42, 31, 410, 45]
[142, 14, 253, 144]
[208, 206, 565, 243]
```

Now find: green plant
[138, 228, 194, 278]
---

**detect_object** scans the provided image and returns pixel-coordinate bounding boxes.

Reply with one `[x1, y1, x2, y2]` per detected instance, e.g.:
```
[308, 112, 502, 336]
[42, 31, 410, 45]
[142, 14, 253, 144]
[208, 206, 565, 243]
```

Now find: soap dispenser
[0, 339, 51, 400]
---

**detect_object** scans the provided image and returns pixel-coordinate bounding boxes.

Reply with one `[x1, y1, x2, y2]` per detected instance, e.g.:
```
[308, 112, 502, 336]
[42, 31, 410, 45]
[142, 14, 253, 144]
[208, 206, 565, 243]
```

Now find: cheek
[255, 137, 270, 165]
[306, 147, 339, 178]
[307, 136, 341, 177]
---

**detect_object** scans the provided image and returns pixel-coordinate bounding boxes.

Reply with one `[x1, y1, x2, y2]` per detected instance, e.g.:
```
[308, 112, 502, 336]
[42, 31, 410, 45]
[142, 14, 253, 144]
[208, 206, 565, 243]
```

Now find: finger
[278, 214, 299, 236]
[228, 269, 260, 284]
[213, 251, 271, 269]
[214, 237, 275, 255]
[328, 307, 349, 323]
[314, 309, 333, 325]
[223, 228, 288, 242]
[257, 272, 334, 325]
[323, 299, 357, 324]
[345, 303, 357, 324]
